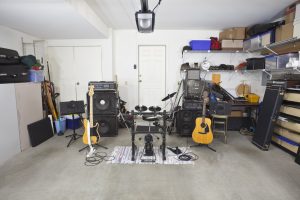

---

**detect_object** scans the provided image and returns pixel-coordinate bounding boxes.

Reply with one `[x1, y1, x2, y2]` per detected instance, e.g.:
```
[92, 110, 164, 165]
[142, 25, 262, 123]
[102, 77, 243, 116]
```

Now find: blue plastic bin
[54, 117, 66, 135]
[189, 40, 211, 50]
[65, 115, 81, 130]
[30, 70, 44, 82]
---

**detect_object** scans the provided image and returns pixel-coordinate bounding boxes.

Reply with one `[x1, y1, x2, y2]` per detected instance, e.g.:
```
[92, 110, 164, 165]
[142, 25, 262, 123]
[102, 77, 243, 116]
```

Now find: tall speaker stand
[65, 114, 83, 147]
[79, 143, 108, 152]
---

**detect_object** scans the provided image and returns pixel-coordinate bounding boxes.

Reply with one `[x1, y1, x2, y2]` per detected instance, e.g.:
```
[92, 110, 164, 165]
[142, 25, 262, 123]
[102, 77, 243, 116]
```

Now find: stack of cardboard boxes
[219, 27, 245, 50]
[276, 3, 297, 42]
[219, 2, 300, 51]
[293, 3, 300, 39]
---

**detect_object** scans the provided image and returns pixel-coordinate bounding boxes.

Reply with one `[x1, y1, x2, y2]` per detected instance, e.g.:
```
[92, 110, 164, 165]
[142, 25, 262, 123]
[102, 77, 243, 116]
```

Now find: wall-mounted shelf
[247, 37, 300, 55]
[184, 49, 246, 54]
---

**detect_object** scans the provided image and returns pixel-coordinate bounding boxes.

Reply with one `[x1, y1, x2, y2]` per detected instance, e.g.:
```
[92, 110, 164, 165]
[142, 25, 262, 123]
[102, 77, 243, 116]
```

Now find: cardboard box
[230, 111, 243, 117]
[294, 20, 300, 38]
[276, 23, 294, 42]
[221, 40, 243, 49]
[285, 11, 296, 24]
[261, 30, 275, 46]
[219, 27, 246, 40]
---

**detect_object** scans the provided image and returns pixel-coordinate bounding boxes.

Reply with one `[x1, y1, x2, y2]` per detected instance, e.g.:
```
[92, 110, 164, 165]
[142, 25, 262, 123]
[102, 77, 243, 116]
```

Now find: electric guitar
[192, 91, 213, 144]
[82, 85, 100, 157]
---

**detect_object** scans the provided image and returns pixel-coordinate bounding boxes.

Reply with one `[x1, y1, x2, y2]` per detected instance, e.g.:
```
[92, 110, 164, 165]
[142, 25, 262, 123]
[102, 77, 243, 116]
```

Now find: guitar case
[27, 118, 53, 147]
[0, 47, 20, 65]
[0, 64, 30, 83]
[252, 82, 285, 150]
[296, 147, 300, 165]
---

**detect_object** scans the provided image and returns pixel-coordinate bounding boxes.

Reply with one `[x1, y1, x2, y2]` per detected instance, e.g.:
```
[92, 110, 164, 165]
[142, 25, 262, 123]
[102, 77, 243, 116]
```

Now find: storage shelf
[247, 37, 300, 55]
[263, 68, 300, 73]
[184, 49, 246, 54]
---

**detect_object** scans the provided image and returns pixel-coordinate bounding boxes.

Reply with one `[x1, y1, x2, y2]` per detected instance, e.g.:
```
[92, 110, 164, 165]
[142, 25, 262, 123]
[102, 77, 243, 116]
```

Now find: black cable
[84, 151, 115, 167]
[168, 139, 199, 162]
[178, 152, 199, 161]
[152, 0, 162, 12]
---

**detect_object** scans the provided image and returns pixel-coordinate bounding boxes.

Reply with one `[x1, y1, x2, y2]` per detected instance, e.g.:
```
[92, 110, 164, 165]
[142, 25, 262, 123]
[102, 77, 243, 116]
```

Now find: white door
[138, 45, 166, 107]
[47, 46, 102, 103]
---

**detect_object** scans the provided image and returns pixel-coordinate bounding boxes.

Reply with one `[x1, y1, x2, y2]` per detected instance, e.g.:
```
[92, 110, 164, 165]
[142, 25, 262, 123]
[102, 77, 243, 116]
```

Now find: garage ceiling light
[135, 0, 162, 33]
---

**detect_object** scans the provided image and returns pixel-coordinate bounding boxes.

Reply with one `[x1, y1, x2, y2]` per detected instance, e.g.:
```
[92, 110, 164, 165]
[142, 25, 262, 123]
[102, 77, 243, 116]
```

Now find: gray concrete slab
[0, 129, 300, 200]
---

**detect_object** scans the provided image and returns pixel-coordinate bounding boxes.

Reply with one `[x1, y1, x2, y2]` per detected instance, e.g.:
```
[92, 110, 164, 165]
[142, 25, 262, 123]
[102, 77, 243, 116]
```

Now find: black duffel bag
[0, 47, 20, 65]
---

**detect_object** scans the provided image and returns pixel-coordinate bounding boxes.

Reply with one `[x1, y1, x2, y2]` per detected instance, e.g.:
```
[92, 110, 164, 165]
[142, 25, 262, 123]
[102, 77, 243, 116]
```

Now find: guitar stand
[190, 144, 216, 152]
[65, 114, 83, 147]
[78, 143, 108, 152]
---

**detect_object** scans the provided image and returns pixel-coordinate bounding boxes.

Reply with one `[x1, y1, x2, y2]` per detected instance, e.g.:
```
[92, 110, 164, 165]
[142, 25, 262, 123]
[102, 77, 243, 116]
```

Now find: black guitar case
[0, 64, 30, 83]
[27, 118, 53, 147]
[0, 47, 20, 65]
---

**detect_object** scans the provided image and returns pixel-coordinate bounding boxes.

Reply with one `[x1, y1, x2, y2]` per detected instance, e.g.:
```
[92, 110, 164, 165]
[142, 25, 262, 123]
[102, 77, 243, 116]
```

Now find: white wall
[113, 30, 266, 110]
[0, 25, 38, 55]
[46, 36, 113, 81]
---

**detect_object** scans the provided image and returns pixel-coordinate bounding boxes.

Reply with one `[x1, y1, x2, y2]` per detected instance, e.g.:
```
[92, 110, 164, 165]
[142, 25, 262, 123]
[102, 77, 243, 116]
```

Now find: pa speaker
[87, 91, 118, 115]
[93, 115, 118, 137]
[176, 110, 202, 136]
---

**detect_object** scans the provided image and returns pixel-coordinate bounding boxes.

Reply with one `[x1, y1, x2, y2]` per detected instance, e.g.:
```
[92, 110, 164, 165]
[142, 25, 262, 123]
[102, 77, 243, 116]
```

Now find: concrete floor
[0, 128, 300, 200]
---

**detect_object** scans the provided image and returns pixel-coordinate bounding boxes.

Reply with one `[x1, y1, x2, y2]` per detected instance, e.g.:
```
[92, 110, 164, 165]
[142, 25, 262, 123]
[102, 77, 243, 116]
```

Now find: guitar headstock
[88, 85, 95, 97]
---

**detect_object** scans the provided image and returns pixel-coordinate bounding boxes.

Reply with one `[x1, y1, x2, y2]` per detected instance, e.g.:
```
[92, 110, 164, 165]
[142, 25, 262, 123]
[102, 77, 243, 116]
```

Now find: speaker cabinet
[176, 110, 202, 136]
[92, 115, 118, 137]
[87, 91, 118, 115]
[210, 101, 232, 115]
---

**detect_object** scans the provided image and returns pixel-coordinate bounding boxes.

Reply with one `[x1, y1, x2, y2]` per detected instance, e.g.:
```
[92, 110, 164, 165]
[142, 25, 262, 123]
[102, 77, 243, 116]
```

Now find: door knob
[139, 80, 142, 82]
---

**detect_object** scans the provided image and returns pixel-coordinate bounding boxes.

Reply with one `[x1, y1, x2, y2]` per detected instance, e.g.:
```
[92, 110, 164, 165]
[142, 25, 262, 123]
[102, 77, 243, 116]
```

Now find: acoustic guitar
[82, 85, 100, 149]
[192, 91, 213, 144]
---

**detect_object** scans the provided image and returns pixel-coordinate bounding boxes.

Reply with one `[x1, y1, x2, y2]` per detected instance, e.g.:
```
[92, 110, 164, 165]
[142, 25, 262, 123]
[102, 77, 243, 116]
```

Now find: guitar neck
[89, 94, 93, 128]
[202, 100, 207, 121]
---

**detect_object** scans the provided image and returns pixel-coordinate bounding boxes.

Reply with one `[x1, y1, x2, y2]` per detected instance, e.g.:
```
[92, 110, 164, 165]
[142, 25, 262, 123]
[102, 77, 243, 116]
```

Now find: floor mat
[107, 146, 194, 165]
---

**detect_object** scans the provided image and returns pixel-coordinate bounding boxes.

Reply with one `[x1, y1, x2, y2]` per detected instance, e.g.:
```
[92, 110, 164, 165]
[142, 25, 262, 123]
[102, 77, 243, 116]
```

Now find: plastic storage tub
[30, 70, 44, 82]
[277, 53, 299, 69]
[246, 58, 265, 70]
[189, 40, 211, 50]
[265, 55, 277, 70]
[65, 115, 81, 129]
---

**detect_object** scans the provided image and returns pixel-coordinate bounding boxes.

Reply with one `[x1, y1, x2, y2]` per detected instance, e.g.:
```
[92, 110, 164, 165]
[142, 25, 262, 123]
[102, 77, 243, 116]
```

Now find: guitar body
[192, 117, 213, 145]
[82, 118, 98, 145]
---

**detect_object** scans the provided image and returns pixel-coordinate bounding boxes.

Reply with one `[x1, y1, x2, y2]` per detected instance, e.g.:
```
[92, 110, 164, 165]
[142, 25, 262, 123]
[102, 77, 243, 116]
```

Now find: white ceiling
[0, 0, 107, 39]
[0, 0, 296, 39]
[88, 0, 295, 30]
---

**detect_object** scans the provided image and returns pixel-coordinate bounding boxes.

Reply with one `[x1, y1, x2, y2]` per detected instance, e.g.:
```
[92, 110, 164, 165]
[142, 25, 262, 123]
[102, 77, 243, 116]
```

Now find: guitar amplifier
[182, 100, 202, 110]
[89, 81, 117, 91]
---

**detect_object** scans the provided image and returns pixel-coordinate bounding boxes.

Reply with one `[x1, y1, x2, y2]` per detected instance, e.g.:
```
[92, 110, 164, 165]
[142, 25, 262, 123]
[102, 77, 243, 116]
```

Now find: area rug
[107, 146, 194, 165]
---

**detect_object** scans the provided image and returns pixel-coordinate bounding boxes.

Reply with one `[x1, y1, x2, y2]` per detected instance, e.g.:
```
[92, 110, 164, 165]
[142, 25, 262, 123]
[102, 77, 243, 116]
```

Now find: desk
[229, 101, 260, 131]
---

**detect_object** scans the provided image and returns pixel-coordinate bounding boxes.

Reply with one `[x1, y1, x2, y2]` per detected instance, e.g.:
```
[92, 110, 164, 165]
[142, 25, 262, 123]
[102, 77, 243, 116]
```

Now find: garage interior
[0, 0, 300, 200]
